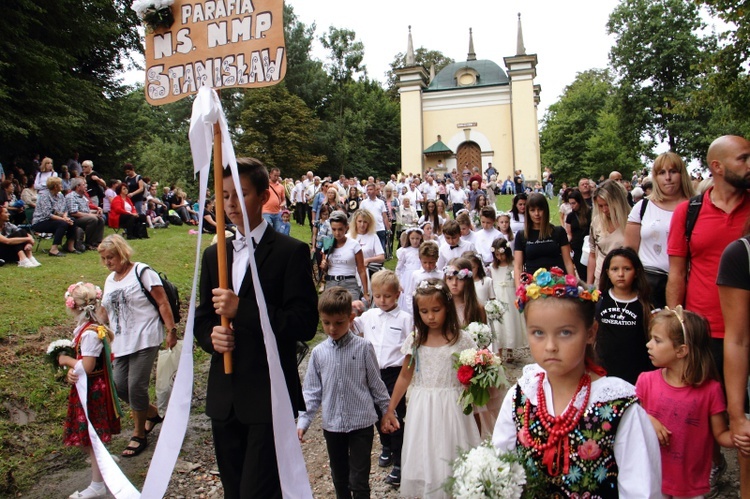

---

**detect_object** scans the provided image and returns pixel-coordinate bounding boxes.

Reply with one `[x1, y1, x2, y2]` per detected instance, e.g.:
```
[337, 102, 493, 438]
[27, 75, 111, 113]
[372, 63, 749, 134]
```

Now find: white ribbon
[184, 86, 313, 499]
[73, 361, 140, 499]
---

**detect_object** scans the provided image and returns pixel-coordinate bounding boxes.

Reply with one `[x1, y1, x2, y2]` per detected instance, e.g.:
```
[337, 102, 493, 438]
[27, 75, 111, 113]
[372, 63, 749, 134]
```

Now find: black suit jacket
[194, 227, 318, 424]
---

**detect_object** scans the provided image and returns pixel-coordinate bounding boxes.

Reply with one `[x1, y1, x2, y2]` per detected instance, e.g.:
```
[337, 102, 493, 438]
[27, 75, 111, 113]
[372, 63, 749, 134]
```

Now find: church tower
[503, 14, 542, 180]
[394, 26, 428, 173]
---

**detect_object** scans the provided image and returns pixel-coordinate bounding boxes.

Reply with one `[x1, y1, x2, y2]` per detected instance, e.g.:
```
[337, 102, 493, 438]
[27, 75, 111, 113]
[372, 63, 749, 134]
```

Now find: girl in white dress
[382, 278, 481, 498]
[395, 228, 423, 289]
[444, 258, 486, 328]
[462, 251, 494, 306]
[489, 238, 526, 362]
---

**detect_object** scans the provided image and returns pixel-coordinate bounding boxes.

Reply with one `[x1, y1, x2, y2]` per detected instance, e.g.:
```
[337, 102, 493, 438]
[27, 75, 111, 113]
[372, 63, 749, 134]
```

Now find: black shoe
[385, 466, 400, 486]
[0, 259, 4, 266]
[378, 449, 393, 467]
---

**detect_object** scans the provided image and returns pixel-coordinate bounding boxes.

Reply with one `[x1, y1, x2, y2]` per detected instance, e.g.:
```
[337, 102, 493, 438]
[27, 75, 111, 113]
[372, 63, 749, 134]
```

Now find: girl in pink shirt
[636, 307, 743, 498]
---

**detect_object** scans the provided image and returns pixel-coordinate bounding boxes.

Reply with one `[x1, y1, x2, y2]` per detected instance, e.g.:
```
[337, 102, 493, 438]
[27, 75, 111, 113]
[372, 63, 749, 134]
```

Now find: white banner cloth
[185, 86, 313, 499]
[73, 361, 140, 499]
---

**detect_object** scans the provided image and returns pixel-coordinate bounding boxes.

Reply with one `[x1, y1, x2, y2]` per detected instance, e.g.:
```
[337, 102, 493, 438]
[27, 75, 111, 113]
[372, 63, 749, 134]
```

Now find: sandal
[145, 414, 164, 434]
[122, 435, 148, 458]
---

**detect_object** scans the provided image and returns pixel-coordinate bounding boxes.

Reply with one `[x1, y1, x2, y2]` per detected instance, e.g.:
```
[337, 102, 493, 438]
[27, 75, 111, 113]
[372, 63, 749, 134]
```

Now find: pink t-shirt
[635, 369, 726, 497]
[667, 188, 750, 338]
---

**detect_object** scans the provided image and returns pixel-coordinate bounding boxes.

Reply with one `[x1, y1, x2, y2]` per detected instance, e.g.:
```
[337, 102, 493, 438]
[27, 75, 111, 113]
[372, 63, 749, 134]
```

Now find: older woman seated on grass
[31, 176, 78, 257]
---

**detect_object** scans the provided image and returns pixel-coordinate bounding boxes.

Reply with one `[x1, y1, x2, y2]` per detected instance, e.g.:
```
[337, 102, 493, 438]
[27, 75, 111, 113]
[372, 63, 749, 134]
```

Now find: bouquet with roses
[453, 348, 507, 415]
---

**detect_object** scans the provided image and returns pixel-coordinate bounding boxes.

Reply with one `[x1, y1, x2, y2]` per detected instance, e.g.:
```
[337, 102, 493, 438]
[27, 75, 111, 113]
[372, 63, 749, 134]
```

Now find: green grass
[0, 194, 560, 494]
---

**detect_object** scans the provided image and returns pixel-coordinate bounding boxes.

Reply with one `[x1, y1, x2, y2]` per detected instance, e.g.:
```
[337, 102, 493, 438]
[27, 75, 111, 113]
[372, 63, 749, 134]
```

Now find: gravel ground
[22, 348, 742, 498]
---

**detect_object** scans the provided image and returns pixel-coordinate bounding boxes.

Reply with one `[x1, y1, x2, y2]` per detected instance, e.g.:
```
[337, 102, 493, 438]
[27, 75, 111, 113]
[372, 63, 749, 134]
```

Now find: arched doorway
[456, 141, 481, 173]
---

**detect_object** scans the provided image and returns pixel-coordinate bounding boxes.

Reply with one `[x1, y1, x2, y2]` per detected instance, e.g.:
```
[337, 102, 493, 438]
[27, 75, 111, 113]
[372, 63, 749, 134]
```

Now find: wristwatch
[168, 327, 178, 335]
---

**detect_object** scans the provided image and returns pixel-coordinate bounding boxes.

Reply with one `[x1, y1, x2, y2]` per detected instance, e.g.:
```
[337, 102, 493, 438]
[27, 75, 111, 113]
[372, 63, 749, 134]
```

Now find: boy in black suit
[194, 158, 318, 498]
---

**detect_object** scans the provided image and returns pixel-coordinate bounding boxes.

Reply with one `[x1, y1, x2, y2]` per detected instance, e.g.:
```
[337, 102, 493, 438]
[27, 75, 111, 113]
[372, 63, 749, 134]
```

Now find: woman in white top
[34, 157, 58, 194]
[98, 234, 177, 457]
[624, 152, 694, 309]
[587, 180, 631, 287]
[348, 209, 384, 293]
[509, 193, 527, 236]
[321, 210, 368, 303]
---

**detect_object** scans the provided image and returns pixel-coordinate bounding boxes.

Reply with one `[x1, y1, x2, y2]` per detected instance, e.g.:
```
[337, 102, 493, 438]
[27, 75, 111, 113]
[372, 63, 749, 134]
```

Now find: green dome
[426, 59, 509, 91]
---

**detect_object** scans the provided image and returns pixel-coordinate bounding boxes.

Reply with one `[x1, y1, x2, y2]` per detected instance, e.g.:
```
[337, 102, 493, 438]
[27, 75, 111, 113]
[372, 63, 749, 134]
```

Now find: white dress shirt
[232, 220, 268, 294]
[355, 306, 413, 369]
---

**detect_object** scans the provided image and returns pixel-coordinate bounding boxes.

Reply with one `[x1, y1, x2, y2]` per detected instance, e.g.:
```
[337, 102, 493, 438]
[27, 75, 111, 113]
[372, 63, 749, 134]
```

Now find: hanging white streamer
[183, 86, 313, 499]
[73, 361, 140, 499]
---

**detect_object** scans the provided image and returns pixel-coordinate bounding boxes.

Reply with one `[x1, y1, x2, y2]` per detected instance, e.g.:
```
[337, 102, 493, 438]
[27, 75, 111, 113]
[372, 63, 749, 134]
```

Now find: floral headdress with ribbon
[443, 265, 473, 280]
[515, 267, 600, 312]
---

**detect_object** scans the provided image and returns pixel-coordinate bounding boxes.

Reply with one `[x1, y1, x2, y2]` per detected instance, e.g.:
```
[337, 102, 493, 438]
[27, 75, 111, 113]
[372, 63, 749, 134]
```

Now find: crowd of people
[255, 137, 750, 498]
[0, 157, 214, 267]
[21, 134, 750, 498]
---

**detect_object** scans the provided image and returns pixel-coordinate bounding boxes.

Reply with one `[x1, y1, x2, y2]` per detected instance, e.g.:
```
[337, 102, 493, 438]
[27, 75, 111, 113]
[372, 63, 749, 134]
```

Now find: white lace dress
[488, 265, 527, 350]
[400, 331, 481, 498]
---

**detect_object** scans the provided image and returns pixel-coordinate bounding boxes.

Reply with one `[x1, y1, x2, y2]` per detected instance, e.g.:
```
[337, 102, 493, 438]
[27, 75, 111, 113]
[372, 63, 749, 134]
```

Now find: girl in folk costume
[637, 308, 746, 498]
[382, 279, 481, 498]
[57, 282, 121, 499]
[444, 257, 486, 328]
[489, 238, 527, 363]
[595, 247, 655, 384]
[493, 268, 661, 498]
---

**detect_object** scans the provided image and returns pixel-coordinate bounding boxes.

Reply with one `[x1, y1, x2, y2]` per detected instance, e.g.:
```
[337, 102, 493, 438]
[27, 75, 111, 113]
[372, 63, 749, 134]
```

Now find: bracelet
[168, 327, 177, 335]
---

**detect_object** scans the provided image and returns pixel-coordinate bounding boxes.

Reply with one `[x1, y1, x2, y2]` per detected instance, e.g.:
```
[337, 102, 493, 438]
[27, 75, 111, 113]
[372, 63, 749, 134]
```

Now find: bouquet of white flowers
[131, 0, 175, 32]
[446, 440, 528, 498]
[485, 299, 506, 322]
[464, 321, 493, 349]
[46, 339, 75, 371]
[453, 348, 507, 415]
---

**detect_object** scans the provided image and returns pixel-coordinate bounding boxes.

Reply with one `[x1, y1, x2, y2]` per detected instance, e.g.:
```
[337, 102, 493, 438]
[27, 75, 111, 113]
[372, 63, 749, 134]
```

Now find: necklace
[114, 263, 133, 282]
[521, 372, 591, 476]
[612, 298, 630, 320]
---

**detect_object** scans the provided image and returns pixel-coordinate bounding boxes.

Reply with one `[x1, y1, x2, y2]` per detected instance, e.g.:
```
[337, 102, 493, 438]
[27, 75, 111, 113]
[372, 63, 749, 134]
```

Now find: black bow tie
[450, 245, 459, 250]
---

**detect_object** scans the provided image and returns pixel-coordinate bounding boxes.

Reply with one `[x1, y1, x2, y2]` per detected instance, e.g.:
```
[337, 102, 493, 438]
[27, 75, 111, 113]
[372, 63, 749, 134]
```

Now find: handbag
[156, 340, 182, 416]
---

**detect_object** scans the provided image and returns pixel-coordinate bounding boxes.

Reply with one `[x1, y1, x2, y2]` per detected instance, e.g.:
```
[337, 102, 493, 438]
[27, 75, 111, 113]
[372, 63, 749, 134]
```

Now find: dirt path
[21, 350, 741, 498]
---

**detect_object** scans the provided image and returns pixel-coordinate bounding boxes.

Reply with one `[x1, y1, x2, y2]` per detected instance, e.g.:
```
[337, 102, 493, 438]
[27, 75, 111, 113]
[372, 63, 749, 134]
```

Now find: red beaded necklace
[521, 371, 591, 476]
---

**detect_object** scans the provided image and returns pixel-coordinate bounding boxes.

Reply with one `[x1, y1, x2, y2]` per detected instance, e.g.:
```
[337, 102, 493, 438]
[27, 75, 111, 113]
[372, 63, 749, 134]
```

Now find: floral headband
[443, 266, 473, 280]
[515, 267, 600, 312]
[65, 282, 103, 311]
[413, 279, 452, 299]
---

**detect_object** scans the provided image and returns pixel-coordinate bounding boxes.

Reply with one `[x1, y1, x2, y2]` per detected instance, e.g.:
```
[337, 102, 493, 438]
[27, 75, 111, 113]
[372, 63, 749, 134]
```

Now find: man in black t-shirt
[123, 163, 146, 214]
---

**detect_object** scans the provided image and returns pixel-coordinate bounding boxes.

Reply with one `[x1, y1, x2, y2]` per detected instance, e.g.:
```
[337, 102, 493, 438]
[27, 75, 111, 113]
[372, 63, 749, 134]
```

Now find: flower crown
[65, 282, 103, 311]
[443, 266, 473, 280]
[413, 279, 452, 299]
[515, 267, 600, 312]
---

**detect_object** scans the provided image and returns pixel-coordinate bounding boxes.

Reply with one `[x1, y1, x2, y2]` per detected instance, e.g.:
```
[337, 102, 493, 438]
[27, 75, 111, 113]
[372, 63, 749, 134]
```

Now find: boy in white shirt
[473, 206, 502, 265]
[437, 220, 476, 269]
[354, 270, 413, 486]
[456, 212, 478, 247]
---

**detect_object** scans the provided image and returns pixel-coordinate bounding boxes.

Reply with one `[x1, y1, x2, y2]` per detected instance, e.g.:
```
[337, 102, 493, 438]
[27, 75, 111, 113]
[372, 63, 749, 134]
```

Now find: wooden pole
[212, 118, 233, 374]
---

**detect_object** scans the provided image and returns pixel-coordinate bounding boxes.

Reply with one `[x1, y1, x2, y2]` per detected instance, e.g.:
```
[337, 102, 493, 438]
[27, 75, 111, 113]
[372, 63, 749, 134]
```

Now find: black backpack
[135, 264, 181, 323]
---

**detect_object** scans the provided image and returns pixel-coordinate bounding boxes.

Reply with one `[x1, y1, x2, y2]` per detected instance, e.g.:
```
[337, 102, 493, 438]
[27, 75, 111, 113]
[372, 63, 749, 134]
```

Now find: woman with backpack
[97, 234, 177, 458]
[624, 152, 694, 308]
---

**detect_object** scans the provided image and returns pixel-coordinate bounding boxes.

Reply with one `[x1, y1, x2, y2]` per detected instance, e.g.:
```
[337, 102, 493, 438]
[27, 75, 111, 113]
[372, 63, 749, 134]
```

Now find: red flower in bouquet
[457, 365, 474, 386]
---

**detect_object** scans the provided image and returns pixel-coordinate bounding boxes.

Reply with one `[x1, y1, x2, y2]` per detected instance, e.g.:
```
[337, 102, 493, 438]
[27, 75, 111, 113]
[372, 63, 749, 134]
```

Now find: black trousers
[211, 411, 282, 499]
[375, 366, 406, 466]
[294, 202, 306, 225]
[323, 426, 374, 499]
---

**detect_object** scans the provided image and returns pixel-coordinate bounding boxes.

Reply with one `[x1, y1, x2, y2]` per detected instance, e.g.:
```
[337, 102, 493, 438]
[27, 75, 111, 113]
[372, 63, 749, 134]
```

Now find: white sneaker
[18, 259, 33, 268]
[30, 257, 41, 267]
[68, 483, 106, 499]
